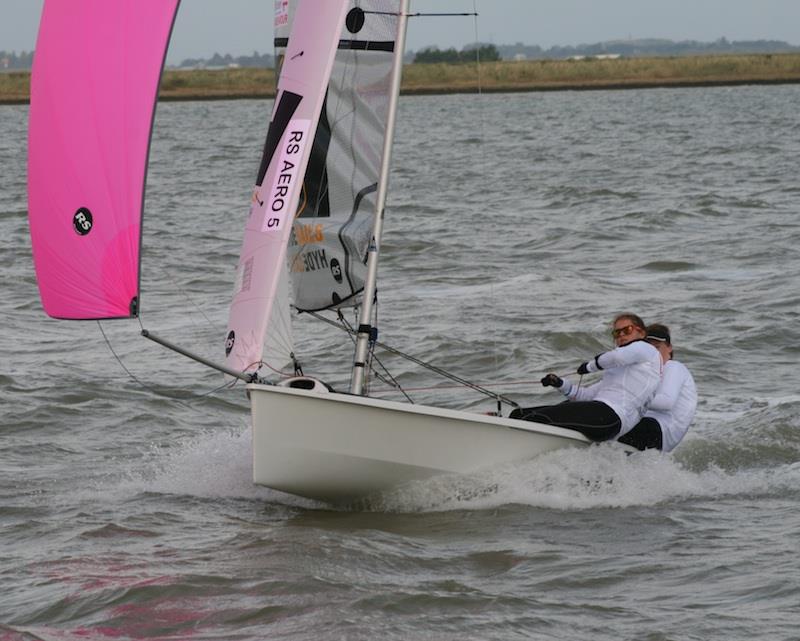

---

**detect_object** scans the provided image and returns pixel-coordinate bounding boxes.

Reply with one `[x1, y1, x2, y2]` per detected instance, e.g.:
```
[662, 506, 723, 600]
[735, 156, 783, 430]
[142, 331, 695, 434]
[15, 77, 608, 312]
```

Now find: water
[3, 85, 800, 640]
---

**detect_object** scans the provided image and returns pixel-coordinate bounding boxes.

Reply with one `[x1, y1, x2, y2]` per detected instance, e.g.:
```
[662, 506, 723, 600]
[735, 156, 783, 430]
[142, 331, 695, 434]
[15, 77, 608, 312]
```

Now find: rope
[99, 320, 159, 394]
[406, 12, 477, 17]
[97, 320, 239, 412]
[471, 0, 483, 96]
[364, 11, 478, 17]
[337, 309, 414, 403]
[306, 310, 518, 408]
[369, 370, 587, 394]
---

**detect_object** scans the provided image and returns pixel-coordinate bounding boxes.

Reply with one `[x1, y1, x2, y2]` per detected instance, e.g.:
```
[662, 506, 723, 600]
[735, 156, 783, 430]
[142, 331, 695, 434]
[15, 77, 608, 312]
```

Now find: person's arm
[561, 378, 599, 401]
[580, 340, 656, 373]
[648, 362, 688, 411]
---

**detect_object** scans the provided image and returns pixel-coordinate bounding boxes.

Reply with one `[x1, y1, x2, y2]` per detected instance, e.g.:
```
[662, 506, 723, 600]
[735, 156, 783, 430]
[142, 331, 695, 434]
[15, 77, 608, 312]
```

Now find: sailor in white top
[618, 325, 698, 452]
[510, 314, 662, 442]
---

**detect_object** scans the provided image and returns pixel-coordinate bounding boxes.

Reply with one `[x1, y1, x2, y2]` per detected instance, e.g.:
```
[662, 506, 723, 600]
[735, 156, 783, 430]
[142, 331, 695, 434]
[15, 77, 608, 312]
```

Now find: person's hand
[541, 373, 563, 388]
[577, 362, 590, 375]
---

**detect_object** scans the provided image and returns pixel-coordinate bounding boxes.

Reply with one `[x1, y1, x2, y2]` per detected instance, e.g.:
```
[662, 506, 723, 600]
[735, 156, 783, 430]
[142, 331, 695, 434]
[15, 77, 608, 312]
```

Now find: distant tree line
[177, 51, 275, 69]
[496, 38, 800, 61]
[413, 44, 501, 64]
[4, 38, 799, 71]
[0, 51, 33, 70]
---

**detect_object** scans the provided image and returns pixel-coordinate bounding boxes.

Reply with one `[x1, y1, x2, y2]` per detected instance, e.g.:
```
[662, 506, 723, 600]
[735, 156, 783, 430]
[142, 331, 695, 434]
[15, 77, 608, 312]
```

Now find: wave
[365, 445, 800, 514]
[96, 402, 800, 515]
[110, 426, 324, 510]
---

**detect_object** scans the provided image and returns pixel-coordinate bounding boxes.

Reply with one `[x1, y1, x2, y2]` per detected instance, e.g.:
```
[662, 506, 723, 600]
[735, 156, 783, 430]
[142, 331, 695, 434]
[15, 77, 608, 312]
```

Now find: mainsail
[224, 0, 350, 374]
[28, 0, 180, 320]
[285, 1, 403, 313]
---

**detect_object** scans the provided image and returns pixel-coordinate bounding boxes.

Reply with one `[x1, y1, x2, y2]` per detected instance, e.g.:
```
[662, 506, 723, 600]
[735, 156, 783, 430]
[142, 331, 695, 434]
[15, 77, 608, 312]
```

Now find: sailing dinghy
[28, 0, 593, 503]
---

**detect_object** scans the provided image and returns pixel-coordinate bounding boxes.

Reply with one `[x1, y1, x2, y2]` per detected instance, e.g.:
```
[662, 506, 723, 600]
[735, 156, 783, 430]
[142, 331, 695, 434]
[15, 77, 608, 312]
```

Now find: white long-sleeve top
[559, 340, 662, 436]
[643, 359, 697, 452]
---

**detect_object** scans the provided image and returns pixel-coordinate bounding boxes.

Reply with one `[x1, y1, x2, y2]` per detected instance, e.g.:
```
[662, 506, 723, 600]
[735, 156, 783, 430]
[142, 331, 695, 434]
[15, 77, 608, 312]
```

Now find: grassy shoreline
[3, 53, 800, 105]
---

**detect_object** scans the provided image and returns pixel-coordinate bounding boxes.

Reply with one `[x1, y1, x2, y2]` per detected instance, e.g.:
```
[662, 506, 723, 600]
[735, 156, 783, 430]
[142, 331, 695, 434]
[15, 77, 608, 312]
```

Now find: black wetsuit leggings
[509, 401, 621, 442]
[617, 416, 663, 451]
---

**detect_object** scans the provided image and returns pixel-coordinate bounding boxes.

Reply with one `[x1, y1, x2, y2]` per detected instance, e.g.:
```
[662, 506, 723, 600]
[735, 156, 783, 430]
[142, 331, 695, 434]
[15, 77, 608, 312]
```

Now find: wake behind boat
[28, 0, 602, 504]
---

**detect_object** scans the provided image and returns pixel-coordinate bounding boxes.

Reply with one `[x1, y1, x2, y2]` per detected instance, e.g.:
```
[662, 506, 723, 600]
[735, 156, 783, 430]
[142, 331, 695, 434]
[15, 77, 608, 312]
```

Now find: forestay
[28, 0, 180, 320]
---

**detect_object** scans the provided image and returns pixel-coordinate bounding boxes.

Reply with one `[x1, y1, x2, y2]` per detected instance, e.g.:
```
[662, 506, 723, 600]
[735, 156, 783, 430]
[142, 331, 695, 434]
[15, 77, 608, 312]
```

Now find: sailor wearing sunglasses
[510, 313, 662, 443]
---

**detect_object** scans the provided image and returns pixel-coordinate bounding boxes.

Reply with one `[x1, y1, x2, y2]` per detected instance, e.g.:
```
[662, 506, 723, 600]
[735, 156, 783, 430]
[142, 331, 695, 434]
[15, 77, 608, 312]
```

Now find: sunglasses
[611, 324, 637, 339]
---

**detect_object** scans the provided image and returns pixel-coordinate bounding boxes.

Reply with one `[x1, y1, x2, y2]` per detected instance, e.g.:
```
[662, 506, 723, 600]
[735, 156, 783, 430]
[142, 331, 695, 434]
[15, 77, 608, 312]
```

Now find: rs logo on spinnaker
[73, 207, 93, 235]
[225, 330, 235, 357]
[262, 120, 310, 233]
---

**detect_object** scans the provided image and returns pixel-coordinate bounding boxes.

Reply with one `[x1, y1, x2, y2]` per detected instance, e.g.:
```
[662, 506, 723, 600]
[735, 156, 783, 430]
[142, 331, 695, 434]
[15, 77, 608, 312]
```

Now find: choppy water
[2, 85, 800, 640]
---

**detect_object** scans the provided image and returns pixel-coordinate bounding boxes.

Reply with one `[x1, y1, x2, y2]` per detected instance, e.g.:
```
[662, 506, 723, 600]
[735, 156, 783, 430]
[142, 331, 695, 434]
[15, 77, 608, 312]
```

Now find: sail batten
[274, 37, 396, 52]
[28, 0, 180, 320]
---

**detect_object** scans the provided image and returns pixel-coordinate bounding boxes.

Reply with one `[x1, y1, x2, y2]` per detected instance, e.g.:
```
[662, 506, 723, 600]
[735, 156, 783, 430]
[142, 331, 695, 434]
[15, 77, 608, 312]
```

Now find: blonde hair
[612, 312, 646, 331]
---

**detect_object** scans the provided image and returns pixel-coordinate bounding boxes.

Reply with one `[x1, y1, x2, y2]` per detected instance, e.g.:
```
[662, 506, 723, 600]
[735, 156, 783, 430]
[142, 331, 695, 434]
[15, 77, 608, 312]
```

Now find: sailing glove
[541, 374, 563, 388]
[577, 362, 590, 375]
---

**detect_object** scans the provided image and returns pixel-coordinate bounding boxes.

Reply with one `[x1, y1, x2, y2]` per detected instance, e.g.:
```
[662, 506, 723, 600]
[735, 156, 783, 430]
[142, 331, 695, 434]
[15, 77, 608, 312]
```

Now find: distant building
[568, 54, 622, 61]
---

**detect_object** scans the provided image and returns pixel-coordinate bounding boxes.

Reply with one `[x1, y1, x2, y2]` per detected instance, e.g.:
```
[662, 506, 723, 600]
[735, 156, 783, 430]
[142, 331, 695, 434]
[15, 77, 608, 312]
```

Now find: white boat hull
[247, 383, 592, 502]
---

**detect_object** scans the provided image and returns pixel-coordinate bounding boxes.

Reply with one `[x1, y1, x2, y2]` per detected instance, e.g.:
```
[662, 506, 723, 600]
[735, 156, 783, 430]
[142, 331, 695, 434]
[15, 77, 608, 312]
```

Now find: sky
[2, 0, 800, 64]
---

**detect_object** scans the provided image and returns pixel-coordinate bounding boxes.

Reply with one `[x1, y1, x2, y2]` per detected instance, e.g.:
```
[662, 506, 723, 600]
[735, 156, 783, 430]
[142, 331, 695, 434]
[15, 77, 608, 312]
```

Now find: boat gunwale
[246, 382, 592, 444]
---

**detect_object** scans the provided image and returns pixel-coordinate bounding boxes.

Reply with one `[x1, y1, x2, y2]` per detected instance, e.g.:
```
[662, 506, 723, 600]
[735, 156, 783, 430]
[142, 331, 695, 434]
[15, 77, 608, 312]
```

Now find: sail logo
[73, 207, 93, 236]
[274, 0, 289, 27]
[293, 223, 324, 245]
[225, 330, 235, 357]
[330, 258, 343, 283]
[291, 248, 329, 274]
[262, 120, 310, 233]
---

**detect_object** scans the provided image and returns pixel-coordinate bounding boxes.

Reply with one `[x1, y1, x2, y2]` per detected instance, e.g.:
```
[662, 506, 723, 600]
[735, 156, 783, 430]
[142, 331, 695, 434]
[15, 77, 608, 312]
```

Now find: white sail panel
[224, 0, 350, 375]
[262, 261, 296, 376]
[284, 1, 403, 312]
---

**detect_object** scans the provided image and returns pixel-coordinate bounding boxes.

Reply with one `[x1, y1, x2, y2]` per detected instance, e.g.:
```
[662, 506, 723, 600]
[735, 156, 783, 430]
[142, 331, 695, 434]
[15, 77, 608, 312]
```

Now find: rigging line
[369, 365, 413, 401]
[194, 378, 239, 398]
[99, 320, 160, 394]
[472, 0, 483, 97]
[98, 320, 229, 411]
[467, 1, 502, 387]
[364, 11, 477, 17]
[369, 299, 414, 402]
[155, 265, 216, 331]
[334, 308, 412, 401]
[407, 12, 478, 17]
[373, 378, 568, 392]
[365, 295, 379, 394]
[257, 360, 294, 377]
[306, 309, 518, 407]
[104, 317, 248, 401]
[262, 312, 294, 356]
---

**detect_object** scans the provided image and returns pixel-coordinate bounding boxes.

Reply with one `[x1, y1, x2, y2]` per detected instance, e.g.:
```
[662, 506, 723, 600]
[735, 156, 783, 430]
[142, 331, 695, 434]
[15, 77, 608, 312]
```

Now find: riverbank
[3, 53, 800, 104]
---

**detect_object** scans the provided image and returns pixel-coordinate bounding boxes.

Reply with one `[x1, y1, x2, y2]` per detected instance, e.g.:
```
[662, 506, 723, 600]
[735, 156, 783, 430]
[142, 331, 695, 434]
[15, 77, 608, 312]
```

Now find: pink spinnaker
[225, 0, 350, 374]
[28, 0, 180, 319]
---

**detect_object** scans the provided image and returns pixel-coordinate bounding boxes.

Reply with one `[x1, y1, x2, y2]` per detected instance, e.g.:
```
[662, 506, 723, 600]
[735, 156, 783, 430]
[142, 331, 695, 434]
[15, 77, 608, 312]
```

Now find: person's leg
[510, 401, 621, 441]
[617, 417, 663, 451]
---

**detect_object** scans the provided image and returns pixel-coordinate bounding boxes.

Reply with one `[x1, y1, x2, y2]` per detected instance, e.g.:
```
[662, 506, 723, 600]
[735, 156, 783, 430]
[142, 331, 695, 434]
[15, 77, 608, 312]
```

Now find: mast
[349, 0, 410, 395]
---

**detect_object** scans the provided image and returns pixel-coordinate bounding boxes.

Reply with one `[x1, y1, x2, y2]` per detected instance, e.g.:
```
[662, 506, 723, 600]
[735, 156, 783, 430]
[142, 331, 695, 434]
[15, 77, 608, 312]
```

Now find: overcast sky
[3, 0, 799, 63]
